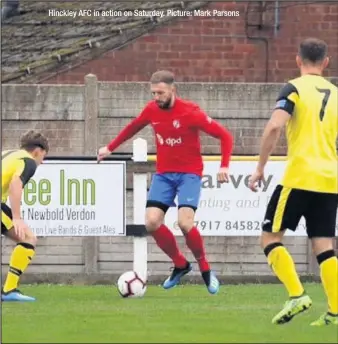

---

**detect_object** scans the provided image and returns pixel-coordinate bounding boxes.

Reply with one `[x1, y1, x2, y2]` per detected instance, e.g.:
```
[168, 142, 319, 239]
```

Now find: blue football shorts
[146, 173, 202, 212]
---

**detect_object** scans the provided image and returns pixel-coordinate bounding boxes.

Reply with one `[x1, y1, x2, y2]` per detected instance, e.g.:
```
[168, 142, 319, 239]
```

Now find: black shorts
[263, 185, 338, 238]
[1, 202, 13, 235]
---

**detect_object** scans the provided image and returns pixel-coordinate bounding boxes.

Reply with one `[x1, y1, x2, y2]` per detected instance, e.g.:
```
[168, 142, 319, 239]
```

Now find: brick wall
[43, 1, 338, 84]
[1, 77, 321, 283]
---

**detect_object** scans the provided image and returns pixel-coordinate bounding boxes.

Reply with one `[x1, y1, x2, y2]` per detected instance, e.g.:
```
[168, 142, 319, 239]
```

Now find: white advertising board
[17, 161, 126, 236]
[165, 160, 338, 236]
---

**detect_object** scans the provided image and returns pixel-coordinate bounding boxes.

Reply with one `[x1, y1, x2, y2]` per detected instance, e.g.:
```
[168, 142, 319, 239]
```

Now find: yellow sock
[266, 244, 304, 297]
[3, 243, 35, 293]
[319, 255, 338, 315]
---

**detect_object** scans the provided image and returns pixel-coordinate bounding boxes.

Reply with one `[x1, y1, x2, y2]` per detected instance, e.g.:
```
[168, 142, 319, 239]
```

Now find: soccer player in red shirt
[98, 70, 233, 294]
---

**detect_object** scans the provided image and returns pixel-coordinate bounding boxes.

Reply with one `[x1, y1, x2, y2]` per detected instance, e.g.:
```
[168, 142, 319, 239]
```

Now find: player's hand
[12, 219, 28, 241]
[249, 169, 264, 192]
[97, 146, 111, 162]
[217, 167, 229, 184]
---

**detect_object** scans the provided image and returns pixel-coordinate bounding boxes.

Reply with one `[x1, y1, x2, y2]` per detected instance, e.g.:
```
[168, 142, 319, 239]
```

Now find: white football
[117, 271, 147, 298]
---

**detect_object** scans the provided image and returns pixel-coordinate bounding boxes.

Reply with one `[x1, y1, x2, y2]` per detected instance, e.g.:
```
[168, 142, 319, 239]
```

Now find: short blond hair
[150, 70, 175, 84]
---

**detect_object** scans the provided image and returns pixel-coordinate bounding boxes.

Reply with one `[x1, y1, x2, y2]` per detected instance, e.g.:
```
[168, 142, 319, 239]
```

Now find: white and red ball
[117, 271, 147, 298]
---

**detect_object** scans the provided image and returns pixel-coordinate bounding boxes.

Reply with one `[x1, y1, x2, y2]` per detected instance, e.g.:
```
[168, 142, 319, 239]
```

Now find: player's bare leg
[310, 237, 338, 326]
[145, 206, 191, 289]
[2, 227, 37, 302]
[261, 231, 312, 324]
[179, 207, 219, 294]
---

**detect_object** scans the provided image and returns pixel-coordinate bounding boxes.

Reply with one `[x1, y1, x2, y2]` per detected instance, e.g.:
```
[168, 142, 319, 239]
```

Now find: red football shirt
[107, 97, 233, 176]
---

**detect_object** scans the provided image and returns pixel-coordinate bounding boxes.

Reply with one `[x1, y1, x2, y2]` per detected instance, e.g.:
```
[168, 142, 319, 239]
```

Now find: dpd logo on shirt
[156, 134, 182, 146]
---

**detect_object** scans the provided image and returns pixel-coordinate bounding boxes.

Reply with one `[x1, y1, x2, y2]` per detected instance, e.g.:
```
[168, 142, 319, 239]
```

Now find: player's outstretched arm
[257, 83, 297, 172]
[249, 83, 297, 192]
[193, 110, 234, 168]
[257, 109, 290, 171]
[192, 109, 233, 183]
[97, 107, 150, 161]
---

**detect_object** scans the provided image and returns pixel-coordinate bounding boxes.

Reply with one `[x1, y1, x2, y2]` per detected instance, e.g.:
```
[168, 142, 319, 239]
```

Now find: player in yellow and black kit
[249, 38, 338, 326]
[1, 130, 49, 302]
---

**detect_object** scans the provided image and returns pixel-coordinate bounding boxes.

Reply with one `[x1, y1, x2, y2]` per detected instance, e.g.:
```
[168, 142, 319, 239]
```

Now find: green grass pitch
[2, 283, 337, 343]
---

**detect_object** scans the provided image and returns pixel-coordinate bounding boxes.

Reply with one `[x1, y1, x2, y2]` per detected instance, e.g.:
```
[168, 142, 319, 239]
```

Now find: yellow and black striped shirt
[1, 149, 37, 203]
[274, 74, 338, 194]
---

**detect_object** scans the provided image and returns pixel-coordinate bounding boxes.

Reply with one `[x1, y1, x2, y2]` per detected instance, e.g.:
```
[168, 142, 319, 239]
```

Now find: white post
[132, 138, 148, 282]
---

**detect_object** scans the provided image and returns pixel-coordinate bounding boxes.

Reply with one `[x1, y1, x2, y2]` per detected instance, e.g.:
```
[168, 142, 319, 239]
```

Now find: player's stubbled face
[151, 82, 174, 109]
